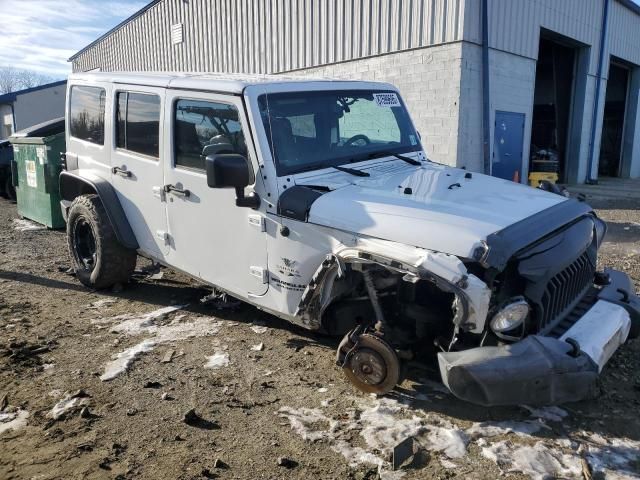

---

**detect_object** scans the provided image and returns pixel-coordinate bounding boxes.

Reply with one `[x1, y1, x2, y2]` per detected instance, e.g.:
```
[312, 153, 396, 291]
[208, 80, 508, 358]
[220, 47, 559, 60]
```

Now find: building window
[69, 86, 106, 145]
[174, 99, 247, 170]
[116, 92, 161, 158]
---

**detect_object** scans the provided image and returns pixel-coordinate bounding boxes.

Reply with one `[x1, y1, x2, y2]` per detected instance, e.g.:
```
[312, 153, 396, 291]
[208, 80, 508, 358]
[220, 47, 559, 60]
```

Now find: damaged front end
[294, 236, 492, 395]
[295, 201, 639, 406]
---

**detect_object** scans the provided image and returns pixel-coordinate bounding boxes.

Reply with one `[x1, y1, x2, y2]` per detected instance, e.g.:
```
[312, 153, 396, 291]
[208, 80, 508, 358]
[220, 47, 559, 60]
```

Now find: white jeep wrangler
[60, 72, 639, 406]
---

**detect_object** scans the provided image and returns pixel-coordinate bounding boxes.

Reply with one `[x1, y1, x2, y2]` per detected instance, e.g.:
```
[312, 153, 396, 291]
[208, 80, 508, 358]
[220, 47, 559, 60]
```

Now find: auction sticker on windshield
[373, 93, 401, 107]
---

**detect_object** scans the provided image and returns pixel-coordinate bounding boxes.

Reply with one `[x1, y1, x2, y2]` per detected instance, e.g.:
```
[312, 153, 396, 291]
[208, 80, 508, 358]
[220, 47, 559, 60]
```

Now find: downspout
[10, 103, 16, 135]
[481, 0, 491, 175]
[586, 0, 610, 184]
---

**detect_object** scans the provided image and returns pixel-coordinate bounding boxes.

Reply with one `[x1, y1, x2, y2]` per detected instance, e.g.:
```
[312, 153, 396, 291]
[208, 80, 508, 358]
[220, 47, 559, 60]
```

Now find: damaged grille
[539, 252, 595, 333]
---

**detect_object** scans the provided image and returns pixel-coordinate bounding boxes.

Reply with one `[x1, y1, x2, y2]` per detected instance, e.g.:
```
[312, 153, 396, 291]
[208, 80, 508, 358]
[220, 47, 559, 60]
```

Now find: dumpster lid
[10, 117, 65, 140]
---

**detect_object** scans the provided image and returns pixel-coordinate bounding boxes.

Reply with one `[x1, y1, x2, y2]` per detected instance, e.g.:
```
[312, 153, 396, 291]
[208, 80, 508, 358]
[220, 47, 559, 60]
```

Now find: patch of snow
[204, 352, 229, 369]
[425, 423, 468, 459]
[321, 398, 333, 407]
[466, 420, 548, 439]
[278, 407, 337, 442]
[108, 305, 187, 334]
[13, 219, 45, 231]
[317, 387, 328, 393]
[481, 440, 582, 480]
[523, 405, 569, 422]
[250, 325, 268, 334]
[440, 458, 458, 469]
[586, 434, 640, 479]
[42, 363, 55, 370]
[87, 298, 116, 309]
[48, 393, 90, 420]
[359, 399, 426, 454]
[250, 342, 264, 351]
[279, 395, 639, 480]
[153, 317, 223, 343]
[101, 339, 156, 381]
[331, 439, 386, 468]
[0, 410, 29, 435]
[96, 305, 226, 380]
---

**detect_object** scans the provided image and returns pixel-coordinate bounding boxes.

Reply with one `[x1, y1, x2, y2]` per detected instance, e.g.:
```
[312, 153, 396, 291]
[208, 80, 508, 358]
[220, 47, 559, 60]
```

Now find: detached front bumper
[438, 269, 639, 406]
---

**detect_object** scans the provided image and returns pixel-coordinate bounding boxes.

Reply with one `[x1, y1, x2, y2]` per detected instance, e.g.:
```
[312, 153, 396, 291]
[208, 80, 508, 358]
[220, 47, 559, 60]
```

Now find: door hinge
[156, 230, 170, 244]
[248, 214, 266, 232]
[152, 186, 166, 201]
[249, 266, 269, 284]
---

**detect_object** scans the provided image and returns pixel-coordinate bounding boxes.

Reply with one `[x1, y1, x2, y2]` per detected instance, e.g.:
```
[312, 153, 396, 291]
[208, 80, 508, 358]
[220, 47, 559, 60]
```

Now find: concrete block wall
[291, 43, 465, 167]
[457, 43, 537, 177]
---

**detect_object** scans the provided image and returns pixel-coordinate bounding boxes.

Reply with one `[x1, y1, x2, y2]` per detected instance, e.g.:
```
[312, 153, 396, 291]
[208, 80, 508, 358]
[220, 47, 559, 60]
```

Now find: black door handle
[164, 184, 191, 197]
[112, 166, 132, 177]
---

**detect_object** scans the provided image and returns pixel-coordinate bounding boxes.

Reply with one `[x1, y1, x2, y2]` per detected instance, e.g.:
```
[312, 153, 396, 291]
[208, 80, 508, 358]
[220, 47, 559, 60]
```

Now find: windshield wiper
[368, 150, 422, 166]
[333, 165, 370, 177]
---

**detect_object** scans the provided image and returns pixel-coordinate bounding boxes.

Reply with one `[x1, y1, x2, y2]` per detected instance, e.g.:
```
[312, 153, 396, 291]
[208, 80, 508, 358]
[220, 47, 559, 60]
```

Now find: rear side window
[116, 92, 161, 158]
[69, 86, 106, 145]
[174, 99, 248, 170]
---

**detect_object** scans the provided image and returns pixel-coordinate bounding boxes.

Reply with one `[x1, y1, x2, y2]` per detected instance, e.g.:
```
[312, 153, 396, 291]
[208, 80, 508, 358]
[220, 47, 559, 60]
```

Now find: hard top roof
[68, 71, 394, 94]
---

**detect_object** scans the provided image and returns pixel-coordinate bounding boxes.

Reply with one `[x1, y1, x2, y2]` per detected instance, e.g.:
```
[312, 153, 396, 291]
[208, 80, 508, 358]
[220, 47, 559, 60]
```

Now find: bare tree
[0, 67, 56, 95]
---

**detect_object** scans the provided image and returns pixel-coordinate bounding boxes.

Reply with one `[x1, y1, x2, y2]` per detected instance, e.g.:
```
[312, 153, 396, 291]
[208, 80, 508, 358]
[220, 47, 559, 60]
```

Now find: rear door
[110, 86, 169, 259]
[163, 90, 268, 296]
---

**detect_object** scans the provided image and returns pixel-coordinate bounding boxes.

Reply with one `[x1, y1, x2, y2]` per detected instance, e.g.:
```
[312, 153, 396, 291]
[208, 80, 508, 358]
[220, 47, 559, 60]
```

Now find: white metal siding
[72, 0, 466, 73]
[463, 0, 640, 73]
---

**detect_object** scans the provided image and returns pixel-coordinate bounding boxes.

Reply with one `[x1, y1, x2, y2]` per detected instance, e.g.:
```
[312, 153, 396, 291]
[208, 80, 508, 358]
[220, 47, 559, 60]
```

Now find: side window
[116, 92, 160, 158]
[174, 99, 248, 170]
[69, 86, 106, 145]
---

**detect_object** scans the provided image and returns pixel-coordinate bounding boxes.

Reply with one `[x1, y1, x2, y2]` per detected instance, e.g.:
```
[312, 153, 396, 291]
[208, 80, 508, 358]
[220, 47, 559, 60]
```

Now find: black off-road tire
[66, 194, 136, 289]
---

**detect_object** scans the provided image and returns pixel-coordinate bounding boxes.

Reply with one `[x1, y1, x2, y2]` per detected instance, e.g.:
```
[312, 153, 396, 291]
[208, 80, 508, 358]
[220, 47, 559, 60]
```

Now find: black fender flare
[59, 170, 139, 250]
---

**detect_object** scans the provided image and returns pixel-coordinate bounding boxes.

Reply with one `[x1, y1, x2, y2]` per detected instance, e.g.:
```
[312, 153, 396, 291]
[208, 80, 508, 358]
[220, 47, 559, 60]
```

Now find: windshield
[258, 90, 421, 175]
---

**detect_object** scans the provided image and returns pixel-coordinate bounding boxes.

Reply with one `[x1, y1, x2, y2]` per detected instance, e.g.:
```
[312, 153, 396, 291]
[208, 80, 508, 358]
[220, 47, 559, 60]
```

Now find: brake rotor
[341, 333, 400, 395]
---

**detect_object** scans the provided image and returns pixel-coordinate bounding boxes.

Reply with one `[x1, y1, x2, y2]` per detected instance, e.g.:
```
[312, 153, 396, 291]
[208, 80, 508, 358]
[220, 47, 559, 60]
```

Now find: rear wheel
[67, 194, 136, 289]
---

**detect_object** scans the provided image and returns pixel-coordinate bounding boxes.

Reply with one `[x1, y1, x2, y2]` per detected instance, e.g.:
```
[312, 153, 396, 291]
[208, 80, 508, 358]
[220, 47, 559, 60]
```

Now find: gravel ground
[1, 195, 639, 480]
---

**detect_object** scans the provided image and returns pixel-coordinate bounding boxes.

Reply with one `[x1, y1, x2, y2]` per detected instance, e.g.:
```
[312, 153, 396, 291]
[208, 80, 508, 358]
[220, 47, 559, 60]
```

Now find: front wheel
[66, 194, 136, 289]
[340, 332, 401, 395]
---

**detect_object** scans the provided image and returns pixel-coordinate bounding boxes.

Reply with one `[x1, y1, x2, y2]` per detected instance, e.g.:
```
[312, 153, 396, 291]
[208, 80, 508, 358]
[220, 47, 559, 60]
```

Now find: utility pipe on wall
[482, 0, 491, 175]
[586, 0, 610, 184]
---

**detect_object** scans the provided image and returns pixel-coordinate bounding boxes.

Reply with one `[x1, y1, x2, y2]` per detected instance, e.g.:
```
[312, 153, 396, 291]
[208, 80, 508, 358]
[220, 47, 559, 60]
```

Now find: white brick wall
[291, 44, 465, 167]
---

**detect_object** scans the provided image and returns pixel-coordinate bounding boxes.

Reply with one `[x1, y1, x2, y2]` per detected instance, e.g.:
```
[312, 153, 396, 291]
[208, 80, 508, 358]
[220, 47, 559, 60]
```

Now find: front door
[163, 90, 268, 297]
[493, 111, 525, 182]
[110, 86, 169, 259]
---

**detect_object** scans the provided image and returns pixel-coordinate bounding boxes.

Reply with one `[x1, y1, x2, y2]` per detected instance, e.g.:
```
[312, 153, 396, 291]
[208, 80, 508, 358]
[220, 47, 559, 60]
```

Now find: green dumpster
[10, 118, 66, 229]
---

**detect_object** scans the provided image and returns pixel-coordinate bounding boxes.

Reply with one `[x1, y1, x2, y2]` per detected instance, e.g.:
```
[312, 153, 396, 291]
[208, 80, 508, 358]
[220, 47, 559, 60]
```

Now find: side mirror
[205, 154, 260, 208]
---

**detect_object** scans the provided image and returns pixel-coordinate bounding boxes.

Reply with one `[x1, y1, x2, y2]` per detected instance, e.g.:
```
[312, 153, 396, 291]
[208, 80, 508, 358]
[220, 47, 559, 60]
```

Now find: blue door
[492, 111, 525, 182]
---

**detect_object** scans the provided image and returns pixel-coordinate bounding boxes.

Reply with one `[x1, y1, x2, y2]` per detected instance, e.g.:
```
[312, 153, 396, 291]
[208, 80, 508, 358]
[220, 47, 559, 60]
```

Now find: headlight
[490, 297, 530, 333]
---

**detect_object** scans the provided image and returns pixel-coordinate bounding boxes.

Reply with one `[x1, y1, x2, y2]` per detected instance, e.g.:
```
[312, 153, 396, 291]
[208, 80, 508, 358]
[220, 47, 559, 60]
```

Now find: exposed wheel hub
[337, 330, 401, 395]
[350, 348, 387, 386]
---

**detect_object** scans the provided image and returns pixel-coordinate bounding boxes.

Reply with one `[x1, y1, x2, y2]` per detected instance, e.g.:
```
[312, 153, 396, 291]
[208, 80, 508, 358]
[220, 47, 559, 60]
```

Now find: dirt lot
[1, 195, 639, 480]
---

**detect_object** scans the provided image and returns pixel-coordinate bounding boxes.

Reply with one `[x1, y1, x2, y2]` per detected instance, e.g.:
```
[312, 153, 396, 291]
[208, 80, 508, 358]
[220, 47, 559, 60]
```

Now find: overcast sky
[0, 0, 147, 79]
[1, 0, 639, 80]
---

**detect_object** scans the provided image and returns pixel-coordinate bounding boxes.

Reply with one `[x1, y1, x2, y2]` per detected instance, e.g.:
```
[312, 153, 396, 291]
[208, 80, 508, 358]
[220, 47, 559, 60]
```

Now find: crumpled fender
[295, 236, 491, 333]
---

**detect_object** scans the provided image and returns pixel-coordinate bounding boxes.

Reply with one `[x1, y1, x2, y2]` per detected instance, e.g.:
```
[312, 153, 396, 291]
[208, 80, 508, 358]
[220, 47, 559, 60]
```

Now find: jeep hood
[297, 162, 566, 259]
